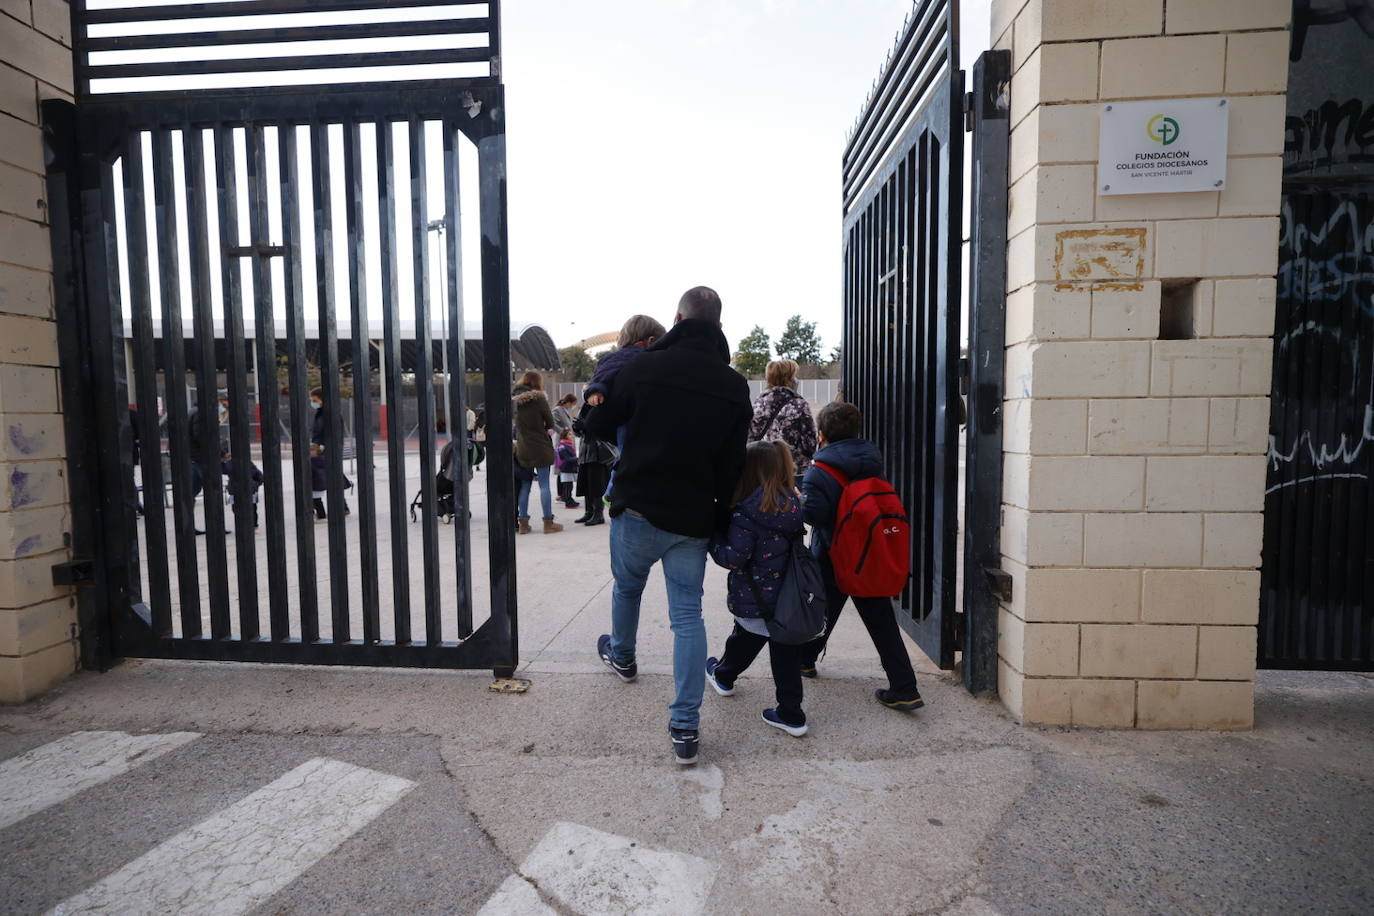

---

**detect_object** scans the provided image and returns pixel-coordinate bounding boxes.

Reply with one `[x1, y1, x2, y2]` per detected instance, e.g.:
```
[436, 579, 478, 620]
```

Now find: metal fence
[841, 0, 963, 670]
[52, 1, 518, 676]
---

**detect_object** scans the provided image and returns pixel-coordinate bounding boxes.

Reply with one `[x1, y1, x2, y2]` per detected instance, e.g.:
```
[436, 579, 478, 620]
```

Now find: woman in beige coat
[512, 371, 562, 534]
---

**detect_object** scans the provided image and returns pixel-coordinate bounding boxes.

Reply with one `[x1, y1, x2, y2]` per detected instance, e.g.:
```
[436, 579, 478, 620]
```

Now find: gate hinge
[985, 567, 1013, 603]
[52, 558, 95, 587]
[964, 91, 976, 132]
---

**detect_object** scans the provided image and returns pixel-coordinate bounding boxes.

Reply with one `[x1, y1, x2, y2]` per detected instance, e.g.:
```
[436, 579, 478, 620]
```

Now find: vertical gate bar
[312, 122, 350, 643]
[1272, 195, 1304, 664]
[377, 119, 412, 643]
[410, 118, 442, 645]
[279, 124, 321, 643]
[918, 138, 935, 618]
[443, 120, 474, 637]
[344, 122, 381, 643]
[1291, 195, 1317, 663]
[122, 131, 172, 636]
[895, 155, 912, 613]
[478, 111, 519, 676]
[909, 140, 927, 618]
[184, 127, 232, 638]
[927, 134, 946, 627]
[47, 101, 123, 668]
[246, 123, 290, 640]
[937, 74, 965, 663]
[962, 49, 1010, 692]
[150, 128, 203, 638]
[213, 126, 260, 638]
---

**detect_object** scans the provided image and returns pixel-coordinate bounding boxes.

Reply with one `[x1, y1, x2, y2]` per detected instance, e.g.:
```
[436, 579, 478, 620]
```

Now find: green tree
[828, 344, 842, 365]
[735, 325, 772, 377]
[775, 315, 823, 365]
[558, 345, 596, 382]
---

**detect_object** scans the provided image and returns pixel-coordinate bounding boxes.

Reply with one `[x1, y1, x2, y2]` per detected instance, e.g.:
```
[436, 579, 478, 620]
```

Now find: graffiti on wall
[1268, 193, 1374, 492]
[1286, 1, 1374, 177]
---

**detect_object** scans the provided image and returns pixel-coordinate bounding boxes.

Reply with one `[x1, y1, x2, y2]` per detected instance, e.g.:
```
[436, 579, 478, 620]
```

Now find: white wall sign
[1098, 97, 1229, 195]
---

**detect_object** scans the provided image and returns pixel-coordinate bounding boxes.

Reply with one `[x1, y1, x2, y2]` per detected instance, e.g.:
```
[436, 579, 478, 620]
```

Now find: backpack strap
[813, 461, 850, 487]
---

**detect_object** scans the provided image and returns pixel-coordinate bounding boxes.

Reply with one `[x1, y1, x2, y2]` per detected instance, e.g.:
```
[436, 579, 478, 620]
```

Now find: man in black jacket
[585, 286, 751, 766]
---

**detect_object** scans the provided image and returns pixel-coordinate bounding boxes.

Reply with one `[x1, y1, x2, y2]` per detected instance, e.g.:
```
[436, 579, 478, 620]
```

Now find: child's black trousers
[713, 623, 806, 726]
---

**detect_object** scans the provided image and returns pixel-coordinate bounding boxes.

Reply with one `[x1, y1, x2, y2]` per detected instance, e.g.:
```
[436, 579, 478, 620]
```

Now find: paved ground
[4, 460, 1373, 914]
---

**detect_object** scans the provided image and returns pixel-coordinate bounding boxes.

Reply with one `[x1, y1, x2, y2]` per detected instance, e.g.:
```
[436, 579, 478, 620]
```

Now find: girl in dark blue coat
[705, 441, 810, 736]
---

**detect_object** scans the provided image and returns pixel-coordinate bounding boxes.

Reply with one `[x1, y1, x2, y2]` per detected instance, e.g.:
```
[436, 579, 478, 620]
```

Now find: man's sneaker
[875, 687, 925, 711]
[669, 726, 699, 765]
[704, 657, 735, 696]
[799, 663, 817, 679]
[762, 708, 808, 737]
[597, 634, 636, 682]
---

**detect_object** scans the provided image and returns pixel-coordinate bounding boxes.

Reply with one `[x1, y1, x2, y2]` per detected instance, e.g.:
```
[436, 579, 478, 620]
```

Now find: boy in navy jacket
[800, 401, 924, 711]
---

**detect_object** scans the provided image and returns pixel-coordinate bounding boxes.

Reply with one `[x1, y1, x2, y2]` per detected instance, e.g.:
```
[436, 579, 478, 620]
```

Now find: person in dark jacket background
[799, 401, 923, 711]
[704, 440, 810, 736]
[571, 405, 614, 526]
[585, 286, 752, 766]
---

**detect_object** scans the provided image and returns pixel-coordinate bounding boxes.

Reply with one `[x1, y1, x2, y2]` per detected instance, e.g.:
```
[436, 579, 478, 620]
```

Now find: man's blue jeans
[517, 466, 553, 520]
[605, 511, 709, 730]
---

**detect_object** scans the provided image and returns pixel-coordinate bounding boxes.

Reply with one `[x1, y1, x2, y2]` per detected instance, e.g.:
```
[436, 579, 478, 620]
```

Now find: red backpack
[814, 461, 911, 598]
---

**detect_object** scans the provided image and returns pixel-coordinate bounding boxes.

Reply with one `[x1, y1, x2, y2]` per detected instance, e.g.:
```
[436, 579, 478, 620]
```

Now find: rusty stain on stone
[1055, 280, 1146, 293]
[1054, 228, 1147, 283]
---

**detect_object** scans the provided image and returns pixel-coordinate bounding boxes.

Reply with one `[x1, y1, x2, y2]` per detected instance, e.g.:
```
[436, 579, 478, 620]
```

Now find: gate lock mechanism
[52, 558, 95, 587]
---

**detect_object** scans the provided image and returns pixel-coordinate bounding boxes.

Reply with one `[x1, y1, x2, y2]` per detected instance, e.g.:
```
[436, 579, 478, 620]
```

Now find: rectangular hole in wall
[1159, 279, 1198, 340]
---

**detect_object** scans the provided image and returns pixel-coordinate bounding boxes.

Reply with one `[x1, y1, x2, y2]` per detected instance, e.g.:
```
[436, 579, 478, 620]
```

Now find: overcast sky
[100, 0, 992, 360]
[500, 0, 991, 352]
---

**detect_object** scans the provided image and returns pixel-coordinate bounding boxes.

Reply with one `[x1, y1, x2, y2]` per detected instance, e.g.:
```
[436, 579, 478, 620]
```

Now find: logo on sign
[1147, 114, 1180, 146]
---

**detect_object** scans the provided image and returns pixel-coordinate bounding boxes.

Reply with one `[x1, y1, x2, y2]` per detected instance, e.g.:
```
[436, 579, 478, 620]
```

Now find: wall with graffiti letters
[1262, 3, 1374, 667]
[1286, 1, 1374, 178]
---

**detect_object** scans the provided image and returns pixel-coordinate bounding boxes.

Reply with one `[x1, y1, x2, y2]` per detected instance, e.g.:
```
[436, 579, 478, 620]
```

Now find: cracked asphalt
[1, 513, 1371, 913]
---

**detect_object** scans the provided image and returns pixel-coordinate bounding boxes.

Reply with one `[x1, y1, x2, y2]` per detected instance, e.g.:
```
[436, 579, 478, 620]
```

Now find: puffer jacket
[585, 344, 647, 400]
[709, 486, 805, 618]
[749, 386, 818, 471]
[512, 385, 556, 468]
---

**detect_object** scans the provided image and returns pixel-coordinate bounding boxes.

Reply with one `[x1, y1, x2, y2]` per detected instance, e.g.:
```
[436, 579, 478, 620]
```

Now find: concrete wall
[991, 0, 1290, 728]
[0, 0, 76, 702]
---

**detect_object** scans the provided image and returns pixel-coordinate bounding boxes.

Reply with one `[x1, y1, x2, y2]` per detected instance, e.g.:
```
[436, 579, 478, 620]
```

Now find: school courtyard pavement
[2, 474, 1373, 914]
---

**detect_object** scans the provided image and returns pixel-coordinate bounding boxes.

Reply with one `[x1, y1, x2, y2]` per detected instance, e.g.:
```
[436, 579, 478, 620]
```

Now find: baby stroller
[409, 439, 478, 523]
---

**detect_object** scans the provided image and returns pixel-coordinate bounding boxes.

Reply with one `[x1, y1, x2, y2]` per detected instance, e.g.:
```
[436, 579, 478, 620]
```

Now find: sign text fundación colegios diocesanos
[1097, 97, 1230, 195]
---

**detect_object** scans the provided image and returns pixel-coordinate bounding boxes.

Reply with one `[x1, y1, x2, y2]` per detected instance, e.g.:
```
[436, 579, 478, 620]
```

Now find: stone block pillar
[0, 1, 77, 702]
[990, 0, 1290, 727]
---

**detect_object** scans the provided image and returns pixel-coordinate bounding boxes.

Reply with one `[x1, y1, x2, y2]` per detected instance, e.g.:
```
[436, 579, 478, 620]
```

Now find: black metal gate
[1260, 188, 1374, 670]
[47, 1, 519, 676]
[840, 0, 964, 670]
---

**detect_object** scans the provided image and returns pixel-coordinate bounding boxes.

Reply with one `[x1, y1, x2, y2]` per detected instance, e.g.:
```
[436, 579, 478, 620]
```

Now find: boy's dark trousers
[800, 560, 919, 696]
[712, 622, 806, 726]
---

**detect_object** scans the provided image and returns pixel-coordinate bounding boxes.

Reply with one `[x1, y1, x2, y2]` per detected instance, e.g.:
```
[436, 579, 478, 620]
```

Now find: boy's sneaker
[874, 687, 925, 711]
[799, 663, 817, 679]
[704, 657, 735, 696]
[669, 727, 699, 765]
[597, 634, 636, 682]
[762, 708, 808, 737]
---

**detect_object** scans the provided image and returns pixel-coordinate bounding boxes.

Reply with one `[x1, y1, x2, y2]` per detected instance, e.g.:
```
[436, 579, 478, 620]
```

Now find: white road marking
[514, 821, 718, 916]
[50, 757, 415, 916]
[475, 874, 557, 916]
[0, 731, 200, 830]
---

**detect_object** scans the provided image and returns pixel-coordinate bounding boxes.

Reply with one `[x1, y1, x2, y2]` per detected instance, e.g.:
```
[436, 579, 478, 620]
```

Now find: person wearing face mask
[310, 387, 328, 446]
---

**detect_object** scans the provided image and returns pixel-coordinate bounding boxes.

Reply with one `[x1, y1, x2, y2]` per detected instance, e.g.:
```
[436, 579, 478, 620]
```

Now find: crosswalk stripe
[50, 757, 415, 916]
[0, 731, 200, 831]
